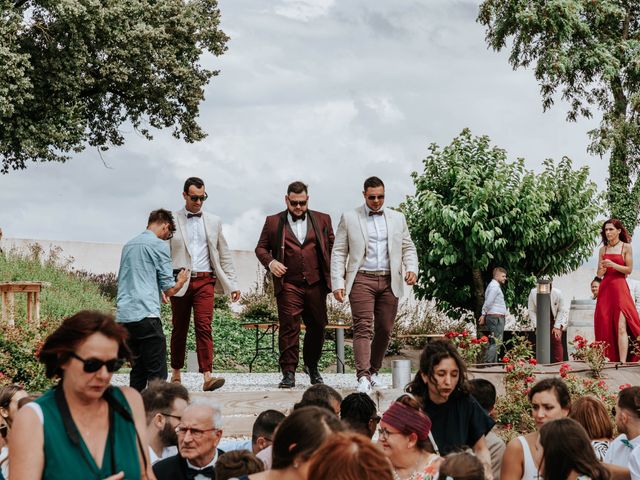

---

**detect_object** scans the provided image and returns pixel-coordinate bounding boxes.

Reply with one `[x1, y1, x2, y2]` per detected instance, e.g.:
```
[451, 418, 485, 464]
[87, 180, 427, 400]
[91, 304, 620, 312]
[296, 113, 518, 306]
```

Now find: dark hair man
[219, 409, 286, 455]
[168, 177, 241, 392]
[255, 181, 335, 388]
[606, 386, 640, 476]
[116, 209, 189, 391]
[469, 378, 505, 480]
[331, 176, 418, 393]
[340, 392, 379, 438]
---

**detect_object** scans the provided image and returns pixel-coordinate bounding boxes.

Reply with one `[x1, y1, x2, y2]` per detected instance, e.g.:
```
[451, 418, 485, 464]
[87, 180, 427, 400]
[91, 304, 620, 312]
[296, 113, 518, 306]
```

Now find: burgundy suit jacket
[255, 210, 334, 296]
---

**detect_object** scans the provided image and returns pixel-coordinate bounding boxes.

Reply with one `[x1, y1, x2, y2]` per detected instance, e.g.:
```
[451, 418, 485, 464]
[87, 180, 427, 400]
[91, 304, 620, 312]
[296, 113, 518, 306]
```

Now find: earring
[293, 462, 299, 469]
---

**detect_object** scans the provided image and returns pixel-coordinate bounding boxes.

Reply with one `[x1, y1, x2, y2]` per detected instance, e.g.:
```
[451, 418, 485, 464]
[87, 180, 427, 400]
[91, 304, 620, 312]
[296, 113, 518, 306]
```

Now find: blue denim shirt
[116, 230, 175, 323]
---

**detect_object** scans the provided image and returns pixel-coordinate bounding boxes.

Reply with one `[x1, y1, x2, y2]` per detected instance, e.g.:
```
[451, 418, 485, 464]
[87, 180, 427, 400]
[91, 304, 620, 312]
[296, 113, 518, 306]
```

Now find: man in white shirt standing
[605, 386, 640, 479]
[331, 176, 418, 393]
[479, 267, 508, 363]
[169, 177, 241, 392]
[527, 281, 569, 362]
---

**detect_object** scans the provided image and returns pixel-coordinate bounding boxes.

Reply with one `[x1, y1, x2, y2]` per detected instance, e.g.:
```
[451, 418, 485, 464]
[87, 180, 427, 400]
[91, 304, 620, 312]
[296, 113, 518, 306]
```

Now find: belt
[358, 270, 391, 277]
[191, 272, 215, 278]
[485, 313, 506, 317]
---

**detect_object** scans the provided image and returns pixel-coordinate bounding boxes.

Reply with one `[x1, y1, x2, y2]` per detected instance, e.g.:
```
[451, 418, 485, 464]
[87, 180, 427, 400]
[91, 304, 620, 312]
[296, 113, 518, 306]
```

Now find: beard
[158, 421, 179, 448]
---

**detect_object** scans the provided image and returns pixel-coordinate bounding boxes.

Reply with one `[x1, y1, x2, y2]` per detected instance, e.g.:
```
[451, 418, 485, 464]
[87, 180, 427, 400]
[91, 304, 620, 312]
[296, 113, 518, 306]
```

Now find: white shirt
[361, 206, 390, 271]
[627, 278, 640, 310]
[630, 444, 640, 480]
[481, 279, 508, 316]
[605, 433, 640, 467]
[185, 208, 212, 273]
[527, 287, 569, 329]
[256, 445, 272, 470]
[218, 438, 252, 453]
[186, 450, 218, 480]
[149, 445, 178, 465]
[287, 212, 308, 244]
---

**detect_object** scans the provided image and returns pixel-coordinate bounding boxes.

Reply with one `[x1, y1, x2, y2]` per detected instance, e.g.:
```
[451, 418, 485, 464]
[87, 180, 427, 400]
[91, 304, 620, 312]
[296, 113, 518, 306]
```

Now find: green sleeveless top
[36, 387, 141, 480]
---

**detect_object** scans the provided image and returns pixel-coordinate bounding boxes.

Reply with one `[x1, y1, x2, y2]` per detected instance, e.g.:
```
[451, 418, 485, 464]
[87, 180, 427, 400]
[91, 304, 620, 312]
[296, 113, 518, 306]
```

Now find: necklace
[610, 240, 621, 247]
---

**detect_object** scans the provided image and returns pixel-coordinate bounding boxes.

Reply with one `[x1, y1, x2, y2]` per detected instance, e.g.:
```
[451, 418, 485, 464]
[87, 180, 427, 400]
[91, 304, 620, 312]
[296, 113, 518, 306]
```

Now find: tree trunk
[471, 267, 485, 319]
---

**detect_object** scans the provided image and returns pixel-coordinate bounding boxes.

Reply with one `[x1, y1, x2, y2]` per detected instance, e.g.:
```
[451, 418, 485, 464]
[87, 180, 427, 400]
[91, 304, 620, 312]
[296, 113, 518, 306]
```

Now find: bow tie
[186, 465, 214, 479]
[187, 212, 202, 218]
[368, 210, 383, 216]
[291, 214, 306, 222]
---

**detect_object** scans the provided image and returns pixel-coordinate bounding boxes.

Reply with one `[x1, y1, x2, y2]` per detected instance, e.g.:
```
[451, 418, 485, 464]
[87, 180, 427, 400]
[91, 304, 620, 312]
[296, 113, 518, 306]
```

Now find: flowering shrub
[571, 335, 607, 378]
[445, 330, 488, 365]
[559, 363, 617, 415]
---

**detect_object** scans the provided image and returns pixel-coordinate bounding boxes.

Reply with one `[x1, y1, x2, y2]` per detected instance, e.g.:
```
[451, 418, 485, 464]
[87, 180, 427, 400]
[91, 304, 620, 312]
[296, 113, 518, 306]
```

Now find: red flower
[619, 383, 632, 390]
[502, 356, 510, 363]
[525, 376, 534, 383]
[480, 336, 488, 343]
[462, 331, 469, 337]
[505, 364, 515, 372]
[528, 358, 537, 365]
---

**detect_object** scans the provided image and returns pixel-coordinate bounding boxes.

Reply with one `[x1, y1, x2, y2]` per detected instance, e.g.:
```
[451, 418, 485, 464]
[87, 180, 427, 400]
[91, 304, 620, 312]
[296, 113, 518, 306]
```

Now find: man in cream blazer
[169, 177, 240, 391]
[527, 282, 569, 362]
[331, 176, 418, 393]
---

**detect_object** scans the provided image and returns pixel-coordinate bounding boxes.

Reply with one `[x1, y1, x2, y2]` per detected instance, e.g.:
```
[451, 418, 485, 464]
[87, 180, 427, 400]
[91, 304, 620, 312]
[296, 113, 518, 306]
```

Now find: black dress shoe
[304, 365, 324, 385]
[279, 371, 296, 388]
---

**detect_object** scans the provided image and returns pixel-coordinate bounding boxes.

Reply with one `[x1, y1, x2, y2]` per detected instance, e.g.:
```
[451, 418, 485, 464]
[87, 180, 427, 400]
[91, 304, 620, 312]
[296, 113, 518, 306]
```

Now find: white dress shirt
[361, 206, 390, 271]
[185, 208, 212, 273]
[527, 287, 569, 329]
[149, 445, 178, 465]
[288, 212, 308, 244]
[630, 444, 640, 480]
[605, 433, 640, 467]
[186, 449, 218, 480]
[481, 279, 508, 316]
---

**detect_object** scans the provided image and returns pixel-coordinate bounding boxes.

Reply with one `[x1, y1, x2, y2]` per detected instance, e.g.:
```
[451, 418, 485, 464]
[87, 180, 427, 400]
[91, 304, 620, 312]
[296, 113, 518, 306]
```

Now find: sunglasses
[288, 200, 307, 207]
[189, 194, 208, 202]
[367, 195, 385, 201]
[71, 352, 124, 373]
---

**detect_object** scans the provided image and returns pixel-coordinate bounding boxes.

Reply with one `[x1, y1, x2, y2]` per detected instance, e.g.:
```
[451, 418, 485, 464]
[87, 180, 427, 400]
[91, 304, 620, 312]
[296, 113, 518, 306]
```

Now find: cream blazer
[169, 210, 239, 296]
[330, 205, 418, 298]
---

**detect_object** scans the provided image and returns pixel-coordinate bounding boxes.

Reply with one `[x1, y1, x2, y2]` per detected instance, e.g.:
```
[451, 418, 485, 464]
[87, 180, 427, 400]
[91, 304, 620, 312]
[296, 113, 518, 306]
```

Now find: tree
[0, 0, 228, 173]
[401, 129, 602, 316]
[478, 1, 640, 232]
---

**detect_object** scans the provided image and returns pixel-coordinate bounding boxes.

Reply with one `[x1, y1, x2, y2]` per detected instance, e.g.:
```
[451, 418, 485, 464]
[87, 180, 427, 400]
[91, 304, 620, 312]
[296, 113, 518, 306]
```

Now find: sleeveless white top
[517, 436, 540, 480]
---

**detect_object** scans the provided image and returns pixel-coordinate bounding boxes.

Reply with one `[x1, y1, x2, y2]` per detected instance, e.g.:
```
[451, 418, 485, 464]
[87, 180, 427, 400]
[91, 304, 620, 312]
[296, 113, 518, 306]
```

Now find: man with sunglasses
[331, 176, 418, 394]
[117, 209, 190, 392]
[169, 177, 240, 392]
[255, 181, 335, 388]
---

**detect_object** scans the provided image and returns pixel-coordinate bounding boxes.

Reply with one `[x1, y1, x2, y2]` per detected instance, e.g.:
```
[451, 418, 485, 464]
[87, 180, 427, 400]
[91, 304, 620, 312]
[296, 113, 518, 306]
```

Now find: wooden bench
[0, 281, 50, 326]
[396, 333, 446, 343]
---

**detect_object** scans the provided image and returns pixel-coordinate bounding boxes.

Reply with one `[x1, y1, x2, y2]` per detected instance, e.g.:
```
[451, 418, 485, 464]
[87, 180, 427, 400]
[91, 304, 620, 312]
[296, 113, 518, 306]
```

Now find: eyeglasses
[70, 352, 124, 373]
[367, 195, 385, 201]
[189, 194, 208, 202]
[288, 200, 307, 207]
[377, 427, 404, 439]
[161, 412, 182, 421]
[0, 424, 6, 439]
[175, 426, 219, 439]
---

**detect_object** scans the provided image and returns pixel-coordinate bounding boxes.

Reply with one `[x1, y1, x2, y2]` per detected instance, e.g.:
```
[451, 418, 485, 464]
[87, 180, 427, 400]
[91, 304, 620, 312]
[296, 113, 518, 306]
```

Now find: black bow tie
[186, 465, 214, 479]
[187, 212, 202, 218]
[291, 213, 306, 222]
[368, 210, 383, 216]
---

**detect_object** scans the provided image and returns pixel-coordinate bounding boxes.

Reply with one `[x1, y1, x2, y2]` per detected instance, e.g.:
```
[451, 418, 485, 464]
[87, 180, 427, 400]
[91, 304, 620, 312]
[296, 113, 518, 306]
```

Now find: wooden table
[0, 281, 49, 326]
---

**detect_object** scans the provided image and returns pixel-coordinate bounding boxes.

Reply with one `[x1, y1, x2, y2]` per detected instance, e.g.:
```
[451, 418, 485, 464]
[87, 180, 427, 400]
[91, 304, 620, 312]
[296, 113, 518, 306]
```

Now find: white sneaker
[371, 373, 388, 389]
[357, 376, 372, 394]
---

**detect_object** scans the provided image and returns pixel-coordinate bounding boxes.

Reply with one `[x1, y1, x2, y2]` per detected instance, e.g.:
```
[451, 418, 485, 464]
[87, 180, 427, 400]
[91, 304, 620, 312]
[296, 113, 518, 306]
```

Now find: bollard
[392, 359, 412, 389]
[536, 278, 551, 364]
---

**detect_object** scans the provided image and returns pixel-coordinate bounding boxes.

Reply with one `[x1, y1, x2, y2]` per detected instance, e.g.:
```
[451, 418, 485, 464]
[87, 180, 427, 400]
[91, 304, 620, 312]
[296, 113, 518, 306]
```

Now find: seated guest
[539, 418, 610, 480]
[569, 396, 613, 461]
[439, 452, 485, 480]
[219, 409, 285, 455]
[0, 385, 28, 479]
[215, 450, 264, 480]
[248, 406, 343, 480]
[468, 379, 505, 480]
[153, 401, 225, 480]
[378, 395, 441, 480]
[340, 392, 380, 438]
[605, 386, 640, 476]
[142, 379, 190, 464]
[308, 432, 393, 480]
[293, 384, 342, 414]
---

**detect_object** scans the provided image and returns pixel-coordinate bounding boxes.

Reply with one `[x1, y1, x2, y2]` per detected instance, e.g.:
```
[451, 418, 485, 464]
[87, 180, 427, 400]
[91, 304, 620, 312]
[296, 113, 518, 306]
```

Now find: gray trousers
[481, 314, 505, 363]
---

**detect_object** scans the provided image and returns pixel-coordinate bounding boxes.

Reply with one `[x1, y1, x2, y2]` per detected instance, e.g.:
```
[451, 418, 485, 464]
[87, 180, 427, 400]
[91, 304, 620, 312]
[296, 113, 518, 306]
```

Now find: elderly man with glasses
[153, 402, 225, 480]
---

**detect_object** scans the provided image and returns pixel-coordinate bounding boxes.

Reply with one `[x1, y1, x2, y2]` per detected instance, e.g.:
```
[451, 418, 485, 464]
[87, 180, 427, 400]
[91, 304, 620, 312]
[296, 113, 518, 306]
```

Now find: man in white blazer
[169, 177, 241, 391]
[527, 281, 569, 362]
[331, 176, 418, 393]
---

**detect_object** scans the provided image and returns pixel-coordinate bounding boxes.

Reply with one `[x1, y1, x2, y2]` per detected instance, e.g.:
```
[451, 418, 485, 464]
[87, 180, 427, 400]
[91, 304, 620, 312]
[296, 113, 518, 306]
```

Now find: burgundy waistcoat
[282, 223, 321, 286]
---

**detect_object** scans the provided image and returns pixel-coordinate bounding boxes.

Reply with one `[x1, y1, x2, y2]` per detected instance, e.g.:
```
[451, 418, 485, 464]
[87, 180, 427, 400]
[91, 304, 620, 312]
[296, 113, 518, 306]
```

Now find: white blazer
[330, 205, 418, 298]
[527, 287, 569, 330]
[169, 210, 239, 296]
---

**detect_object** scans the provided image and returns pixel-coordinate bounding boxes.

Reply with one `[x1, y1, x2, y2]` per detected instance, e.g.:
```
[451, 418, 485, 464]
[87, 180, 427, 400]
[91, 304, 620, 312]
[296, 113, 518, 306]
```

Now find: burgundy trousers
[349, 273, 399, 380]
[276, 281, 328, 373]
[550, 314, 567, 363]
[170, 276, 216, 373]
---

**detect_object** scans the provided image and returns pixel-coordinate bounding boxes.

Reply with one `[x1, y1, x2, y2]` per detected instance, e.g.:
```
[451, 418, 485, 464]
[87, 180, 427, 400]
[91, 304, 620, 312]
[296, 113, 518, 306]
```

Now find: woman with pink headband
[378, 395, 441, 480]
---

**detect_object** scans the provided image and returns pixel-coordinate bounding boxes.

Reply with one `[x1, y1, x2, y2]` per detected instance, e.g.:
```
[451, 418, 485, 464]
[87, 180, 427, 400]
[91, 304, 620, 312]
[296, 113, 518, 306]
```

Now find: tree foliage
[401, 129, 602, 316]
[478, 0, 640, 231]
[0, 0, 228, 173]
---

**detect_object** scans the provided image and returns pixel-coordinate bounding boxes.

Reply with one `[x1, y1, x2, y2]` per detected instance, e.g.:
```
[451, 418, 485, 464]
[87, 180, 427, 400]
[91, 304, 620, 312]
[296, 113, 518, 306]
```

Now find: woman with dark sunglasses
[9, 310, 154, 480]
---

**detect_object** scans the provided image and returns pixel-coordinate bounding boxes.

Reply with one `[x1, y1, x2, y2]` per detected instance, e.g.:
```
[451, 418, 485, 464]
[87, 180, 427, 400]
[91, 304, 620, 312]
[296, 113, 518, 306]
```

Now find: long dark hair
[601, 218, 631, 245]
[539, 418, 609, 480]
[405, 340, 469, 400]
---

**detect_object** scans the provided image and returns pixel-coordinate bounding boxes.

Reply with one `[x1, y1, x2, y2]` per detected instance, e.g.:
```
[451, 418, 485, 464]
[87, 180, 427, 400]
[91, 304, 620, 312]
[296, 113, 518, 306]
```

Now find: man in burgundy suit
[255, 181, 334, 388]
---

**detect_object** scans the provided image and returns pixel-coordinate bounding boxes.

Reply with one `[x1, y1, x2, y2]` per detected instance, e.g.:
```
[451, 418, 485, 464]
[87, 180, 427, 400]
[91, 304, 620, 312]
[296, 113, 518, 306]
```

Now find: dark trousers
[170, 276, 216, 373]
[551, 317, 568, 363]
[276, 281, 328, 373]
[481, 315, 505, 363]
[349, 273, 399, 380]
[123, 317, 167, 392]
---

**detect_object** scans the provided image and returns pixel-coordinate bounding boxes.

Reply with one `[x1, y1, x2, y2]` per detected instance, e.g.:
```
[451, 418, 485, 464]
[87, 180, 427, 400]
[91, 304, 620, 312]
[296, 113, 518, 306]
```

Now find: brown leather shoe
[170, 376, 182, 384]
[203, 377, 225, 392]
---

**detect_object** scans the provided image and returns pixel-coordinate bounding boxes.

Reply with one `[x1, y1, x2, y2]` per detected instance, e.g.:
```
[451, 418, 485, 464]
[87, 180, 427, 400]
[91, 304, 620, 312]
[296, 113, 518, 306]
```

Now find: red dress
[594, 249, 640, 362]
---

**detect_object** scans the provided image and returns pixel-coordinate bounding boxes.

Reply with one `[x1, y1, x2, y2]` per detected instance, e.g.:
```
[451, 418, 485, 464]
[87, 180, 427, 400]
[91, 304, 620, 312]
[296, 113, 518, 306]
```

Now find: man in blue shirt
[478, 267, 508, 363]
[117, 209, 190, 391]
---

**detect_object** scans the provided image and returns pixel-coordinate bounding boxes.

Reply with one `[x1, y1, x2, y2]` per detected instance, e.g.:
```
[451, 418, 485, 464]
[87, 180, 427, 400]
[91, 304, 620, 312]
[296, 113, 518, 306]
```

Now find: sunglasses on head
[367, 195, 385, 201]
[71, 352, 124, 373]
[189, 194, 208, 202]
[288, 200, 307, 207]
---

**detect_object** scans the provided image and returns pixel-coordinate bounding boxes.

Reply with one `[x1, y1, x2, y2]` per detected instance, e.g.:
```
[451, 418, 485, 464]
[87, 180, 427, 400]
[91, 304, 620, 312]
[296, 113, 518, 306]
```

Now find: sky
[0, 0, 607, 251]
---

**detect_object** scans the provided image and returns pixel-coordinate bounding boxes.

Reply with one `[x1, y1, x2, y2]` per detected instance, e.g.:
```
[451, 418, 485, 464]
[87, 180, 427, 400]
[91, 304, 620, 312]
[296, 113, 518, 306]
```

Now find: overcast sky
[0, 0, 607, 251]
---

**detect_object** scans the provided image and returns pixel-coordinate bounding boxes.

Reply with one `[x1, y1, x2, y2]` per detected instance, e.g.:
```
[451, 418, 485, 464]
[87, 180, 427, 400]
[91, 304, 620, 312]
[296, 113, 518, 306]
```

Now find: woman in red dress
[594, 218, 640, 362]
